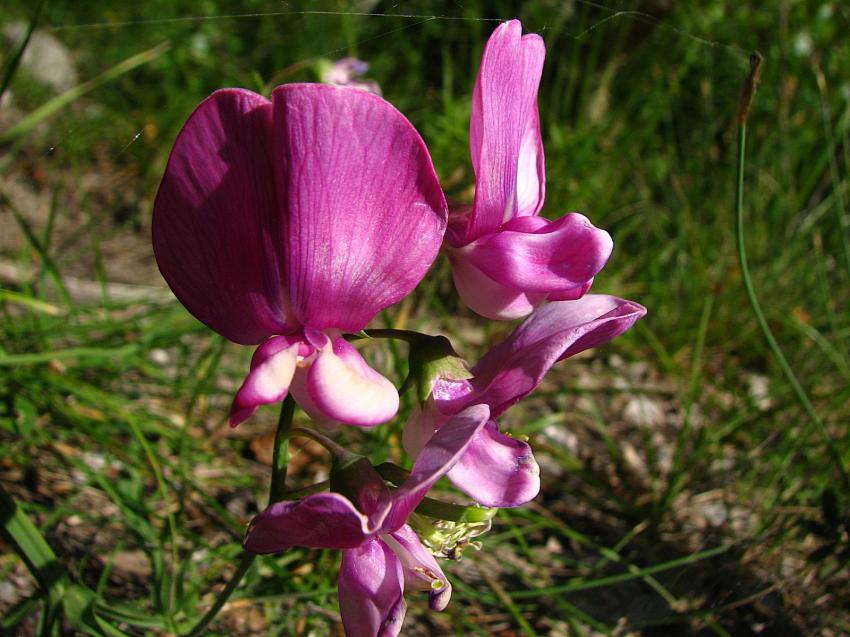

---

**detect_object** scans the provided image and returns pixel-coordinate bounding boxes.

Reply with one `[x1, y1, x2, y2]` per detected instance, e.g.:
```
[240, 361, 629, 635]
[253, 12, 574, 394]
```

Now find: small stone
[2, 23, 78, 92]
[623, 395, 664, 428]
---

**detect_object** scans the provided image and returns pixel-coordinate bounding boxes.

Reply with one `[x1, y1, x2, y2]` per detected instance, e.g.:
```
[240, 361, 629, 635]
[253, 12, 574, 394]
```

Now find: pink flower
[321, 57, 383, 95]
[152, 85, 447, 427]
[244, 405, 491, 637]
[403, 295, 647, 507]
[445, 20, 613, 319]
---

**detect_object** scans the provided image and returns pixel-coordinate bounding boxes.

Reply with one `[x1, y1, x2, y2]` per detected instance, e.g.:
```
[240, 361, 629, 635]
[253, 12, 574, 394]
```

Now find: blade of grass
[0, 41, 171, 142]
[475, 558, 539, 637]
[181, 395, 296, 637]
[0, 343, 141, 365]
[0, 0, 46, 102]
[0, 484, 66, 597]
[508, 543, 733, 599]
[812, 60, 850, 280]
[734, 53, 850, 491]
[3, 199, 72, 306]
[0, 289, 64, 316]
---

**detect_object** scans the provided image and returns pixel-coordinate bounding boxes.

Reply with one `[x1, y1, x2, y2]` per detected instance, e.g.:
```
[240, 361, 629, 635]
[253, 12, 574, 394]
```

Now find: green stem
[347, 328, 423, 343]
[182, 396, 296, 637]
[0, 0, 45, 102]
[269, 396, 296, 503]
[415, 496, 496, 524]
[734, 60, 850, 490]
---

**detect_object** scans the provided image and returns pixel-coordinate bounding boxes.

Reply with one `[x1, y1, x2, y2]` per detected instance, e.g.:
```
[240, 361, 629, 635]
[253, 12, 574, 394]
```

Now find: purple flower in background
[320, 57, 383, 95]
[244, 405, 491, 637]
[404, 295, 647, 508]
[445, 20, 614, 319]
[152, 85, 447, 427]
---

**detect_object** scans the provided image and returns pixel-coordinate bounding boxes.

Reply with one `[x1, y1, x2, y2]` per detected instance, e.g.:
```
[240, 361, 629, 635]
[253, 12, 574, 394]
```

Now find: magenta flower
[152, 85, 447, 428]
[403, 295, 647, 507]
[244, 404, 491, 637]
[444, 20, 613, 319]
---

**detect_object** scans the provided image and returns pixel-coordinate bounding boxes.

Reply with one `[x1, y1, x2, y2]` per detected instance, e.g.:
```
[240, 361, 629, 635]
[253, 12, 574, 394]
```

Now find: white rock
[3, 23, 78, 92]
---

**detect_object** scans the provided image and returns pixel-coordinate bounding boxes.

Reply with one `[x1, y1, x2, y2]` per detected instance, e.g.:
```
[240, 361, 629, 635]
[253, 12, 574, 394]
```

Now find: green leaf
[0, 484, 66, 598]
[13, 395, 38, 439]
[402, 334, 471, 405]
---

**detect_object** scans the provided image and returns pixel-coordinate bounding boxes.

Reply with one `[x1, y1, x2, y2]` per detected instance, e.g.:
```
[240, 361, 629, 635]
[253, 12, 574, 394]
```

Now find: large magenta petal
[383, 404, 490, 532]
[385, 525, 451, 611]
[447, 421, 540, 507]
[272, 84, 448, 332]
[466, 20, 545, 241]
[243, 492, 389, 553]
[339, 539, 406, 637]
[153, 89, 291, 344]
[470, 295, 647, 417]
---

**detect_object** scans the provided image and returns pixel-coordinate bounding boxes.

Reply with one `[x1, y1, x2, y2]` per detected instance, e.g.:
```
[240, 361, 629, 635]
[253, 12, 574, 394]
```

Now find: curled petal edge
[243, 492, 390, 553]
[447, 421, 540, 508]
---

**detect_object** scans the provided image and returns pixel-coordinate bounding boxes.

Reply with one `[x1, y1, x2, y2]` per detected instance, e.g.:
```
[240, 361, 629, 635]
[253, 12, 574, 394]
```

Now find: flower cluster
[153, 19, 645, 637]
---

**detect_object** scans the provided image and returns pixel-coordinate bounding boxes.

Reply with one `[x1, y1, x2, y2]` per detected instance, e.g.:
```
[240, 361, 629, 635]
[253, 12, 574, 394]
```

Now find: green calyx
[344, 329, 472, 405]
[403, 334, 472, 405]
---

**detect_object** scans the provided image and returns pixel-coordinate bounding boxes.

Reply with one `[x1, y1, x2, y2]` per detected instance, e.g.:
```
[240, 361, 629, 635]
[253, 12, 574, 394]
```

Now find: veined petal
[384, 525, 451, 611]
[229, 335, 303, 427]
[467, 21, 545, 240]
[243, 492, 389, 553]
[152, 89, 292, 344]
[273, 84, 448, 332]
[447, 421, 540, 507]
[339, 539, 406, 637]
[384, 404, 490, 532]
[449, 242, 547, 320]
[515, 106, 545, 217]
[306, 338, 399, 427]
[470, 295, 647, 417]
[455, 213, 613, 297]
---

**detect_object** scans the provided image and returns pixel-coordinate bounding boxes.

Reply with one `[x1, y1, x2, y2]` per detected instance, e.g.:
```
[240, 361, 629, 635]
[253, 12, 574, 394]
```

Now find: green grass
[1, 1, 849, 635]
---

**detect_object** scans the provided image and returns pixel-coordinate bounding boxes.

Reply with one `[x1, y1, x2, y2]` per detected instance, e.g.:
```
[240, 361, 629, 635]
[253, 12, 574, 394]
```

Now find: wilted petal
[244, 492, 389, 553]
[458, 213, 613, 294]
[384, 525, 451, 611]
[467, 20, 545, 240]
[153, 89, 292, 344]
[273, 84, 447, 332]
[384, 404, 490, 532]
[306, 338, 399, 426]
[229, 335, 303, 427]
[470, 295, 647, 417]
[339, 539, 406, 637]
[447, 421, 540, 507]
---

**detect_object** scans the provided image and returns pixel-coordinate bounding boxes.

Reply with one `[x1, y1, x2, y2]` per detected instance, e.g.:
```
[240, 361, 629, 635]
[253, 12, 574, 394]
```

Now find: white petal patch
[307, 338, 399, 426]
[229, 343, 299, 427]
